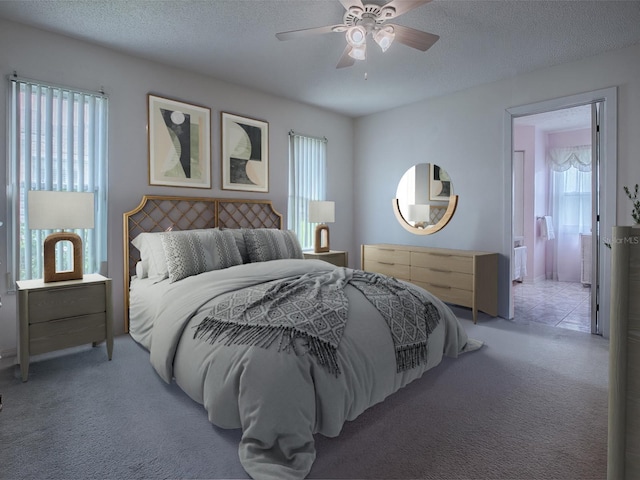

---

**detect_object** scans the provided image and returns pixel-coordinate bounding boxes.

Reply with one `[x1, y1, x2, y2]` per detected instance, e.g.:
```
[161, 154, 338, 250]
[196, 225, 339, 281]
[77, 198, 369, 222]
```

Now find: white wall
[1, 20, 638, 356]
[0, 19, 355, 355]
[353, 43, 640, 318]
[533, 127, 547, 283]
[513, 125, 536, 282]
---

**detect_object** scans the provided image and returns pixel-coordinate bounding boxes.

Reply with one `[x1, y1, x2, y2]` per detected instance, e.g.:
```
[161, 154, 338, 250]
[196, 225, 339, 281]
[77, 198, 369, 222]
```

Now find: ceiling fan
[275, 0, 439, 68]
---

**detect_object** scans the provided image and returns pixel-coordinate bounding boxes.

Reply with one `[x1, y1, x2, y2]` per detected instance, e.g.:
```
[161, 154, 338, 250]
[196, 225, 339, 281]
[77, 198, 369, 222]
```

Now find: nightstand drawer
[303, 250, 348, 267]
[29, 313, 107, 355]
[28, 284, 106, 323]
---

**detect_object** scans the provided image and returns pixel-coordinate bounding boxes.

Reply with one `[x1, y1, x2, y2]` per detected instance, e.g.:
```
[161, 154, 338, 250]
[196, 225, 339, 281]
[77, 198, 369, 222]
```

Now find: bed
[123, 195, 480, 480]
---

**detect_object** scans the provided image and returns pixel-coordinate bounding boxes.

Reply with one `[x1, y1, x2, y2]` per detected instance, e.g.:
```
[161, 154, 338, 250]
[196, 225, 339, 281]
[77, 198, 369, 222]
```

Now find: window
[553, 167, 592, 231]
[287, 131, 327, 250]
[7, 77, 108, 283]
[548, 145, 592, 233]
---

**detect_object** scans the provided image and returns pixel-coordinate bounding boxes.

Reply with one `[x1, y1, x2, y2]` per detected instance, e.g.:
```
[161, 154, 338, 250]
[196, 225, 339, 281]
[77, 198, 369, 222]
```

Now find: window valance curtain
[547, 145, 592, 172]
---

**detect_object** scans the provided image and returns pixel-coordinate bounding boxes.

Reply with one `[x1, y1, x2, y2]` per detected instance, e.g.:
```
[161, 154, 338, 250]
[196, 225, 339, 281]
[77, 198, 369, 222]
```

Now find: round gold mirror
[393, 163, 458, 235]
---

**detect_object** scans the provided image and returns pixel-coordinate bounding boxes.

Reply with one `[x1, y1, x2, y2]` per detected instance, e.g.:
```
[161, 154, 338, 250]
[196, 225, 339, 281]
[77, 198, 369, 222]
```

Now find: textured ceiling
[1, 0, 639, 117]
[514, 104, 592, 132]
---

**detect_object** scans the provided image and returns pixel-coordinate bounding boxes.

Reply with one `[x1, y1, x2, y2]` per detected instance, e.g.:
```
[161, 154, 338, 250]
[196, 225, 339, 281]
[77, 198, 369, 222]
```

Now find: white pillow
[131, 232, 168, 280]
[134, 260, 149, 279]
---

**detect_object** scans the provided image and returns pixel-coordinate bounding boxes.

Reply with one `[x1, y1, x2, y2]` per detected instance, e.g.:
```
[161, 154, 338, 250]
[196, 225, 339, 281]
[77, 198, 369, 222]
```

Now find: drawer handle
[430, 283, 452, 289]
[378, 248, 395, 252]
[430, 253, 452, 257]
[378, 261, 395, 266]
[429, 268, 452, 273]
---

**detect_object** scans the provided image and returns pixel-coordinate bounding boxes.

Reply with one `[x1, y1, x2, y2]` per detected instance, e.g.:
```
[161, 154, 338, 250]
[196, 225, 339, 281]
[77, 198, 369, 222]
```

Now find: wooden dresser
[361, 244, 498, 323]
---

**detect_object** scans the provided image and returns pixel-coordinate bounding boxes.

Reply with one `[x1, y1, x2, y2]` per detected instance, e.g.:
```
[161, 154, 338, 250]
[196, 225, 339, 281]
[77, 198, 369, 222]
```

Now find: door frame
[503, 87, 617, 338]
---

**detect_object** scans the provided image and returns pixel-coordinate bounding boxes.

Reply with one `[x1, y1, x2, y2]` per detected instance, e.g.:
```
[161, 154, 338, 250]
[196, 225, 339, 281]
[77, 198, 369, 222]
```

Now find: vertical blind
[8, 77, 108, 282]
[287, 131, 327, 250]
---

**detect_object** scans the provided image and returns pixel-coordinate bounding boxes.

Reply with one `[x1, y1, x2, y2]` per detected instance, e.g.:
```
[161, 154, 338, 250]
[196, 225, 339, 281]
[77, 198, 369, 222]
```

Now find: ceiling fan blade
[390, 24, 439, 51]
[339, 0, 365, 12]
[336, 45, 356, 69]
[381, 0, 432, 19]
[276, 24, 345, 41]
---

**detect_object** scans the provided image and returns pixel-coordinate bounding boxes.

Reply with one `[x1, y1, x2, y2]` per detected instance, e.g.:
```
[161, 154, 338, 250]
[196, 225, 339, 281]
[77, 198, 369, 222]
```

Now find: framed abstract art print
[429, 163, 453, 201]
[221, 112, 269, 192]
[148, 94, 211, 188]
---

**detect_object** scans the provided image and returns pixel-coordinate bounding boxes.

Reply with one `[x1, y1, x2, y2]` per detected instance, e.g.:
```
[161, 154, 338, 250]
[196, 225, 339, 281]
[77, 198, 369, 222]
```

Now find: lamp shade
[407, 204, 431, 223]
[374, 26, 395, 52]
[346, 26, 366, 47]
[28, 191, 95, 230]
[309, 201, 335, 224]
[348, 45, 367, 60]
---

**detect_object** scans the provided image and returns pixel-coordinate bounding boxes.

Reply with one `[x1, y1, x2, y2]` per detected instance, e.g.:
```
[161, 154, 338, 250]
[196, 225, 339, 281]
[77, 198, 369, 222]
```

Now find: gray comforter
[144, 259, 475, 479]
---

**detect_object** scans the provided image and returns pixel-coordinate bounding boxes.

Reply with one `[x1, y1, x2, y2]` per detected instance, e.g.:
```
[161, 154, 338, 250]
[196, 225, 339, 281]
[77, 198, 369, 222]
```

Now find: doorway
[512, 105, 594, 333]
[503, 87, 617, 339]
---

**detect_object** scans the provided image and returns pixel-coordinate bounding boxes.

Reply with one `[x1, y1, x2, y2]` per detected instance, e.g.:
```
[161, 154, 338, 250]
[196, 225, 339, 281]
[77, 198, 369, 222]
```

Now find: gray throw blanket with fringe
[194, 268, 440, 375]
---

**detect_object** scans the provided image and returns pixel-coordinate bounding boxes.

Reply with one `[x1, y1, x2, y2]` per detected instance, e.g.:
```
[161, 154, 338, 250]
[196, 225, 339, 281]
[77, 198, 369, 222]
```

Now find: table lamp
[309, 200, 335, 253]
[28, 190, 95, 282]
[407, 204, 431, 229]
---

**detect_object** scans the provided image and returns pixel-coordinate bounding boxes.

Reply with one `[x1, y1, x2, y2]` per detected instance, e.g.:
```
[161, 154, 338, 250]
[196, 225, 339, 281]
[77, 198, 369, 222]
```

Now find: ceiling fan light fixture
[276, 0, 438, 70]
[348, 44, 366, 60]
[374, 26, 395, 52]
[346, 25, 367, 47]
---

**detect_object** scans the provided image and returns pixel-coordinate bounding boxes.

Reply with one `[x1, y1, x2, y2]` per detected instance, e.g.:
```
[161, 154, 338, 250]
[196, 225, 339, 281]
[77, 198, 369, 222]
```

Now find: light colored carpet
[0, 307, 608, 479]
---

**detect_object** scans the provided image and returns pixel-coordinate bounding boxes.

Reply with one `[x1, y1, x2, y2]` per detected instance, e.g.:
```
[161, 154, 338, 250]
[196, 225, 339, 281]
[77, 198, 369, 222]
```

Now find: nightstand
[303, 250, 348, 267]
[17, 273, 113, 382]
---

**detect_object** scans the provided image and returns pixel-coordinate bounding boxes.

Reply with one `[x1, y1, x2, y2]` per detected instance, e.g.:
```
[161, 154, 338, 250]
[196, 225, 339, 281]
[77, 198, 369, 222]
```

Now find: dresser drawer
[364, 246, 410, 265]
[366, 260, 411, 280]
[363, 246, 411, 280]
[411, 251, 472, 274]
[411, 266, 473, 291]
[28, 284, 106, 324]
[412, 280, 473, 308]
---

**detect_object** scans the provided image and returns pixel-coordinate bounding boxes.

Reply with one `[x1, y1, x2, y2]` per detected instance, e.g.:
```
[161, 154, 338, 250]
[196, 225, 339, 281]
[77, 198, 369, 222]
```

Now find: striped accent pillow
[223, 228, 251, 264]
[160, 229, 242, 283]
[211, 229, 244, 269]
[243, 229, 304, 263]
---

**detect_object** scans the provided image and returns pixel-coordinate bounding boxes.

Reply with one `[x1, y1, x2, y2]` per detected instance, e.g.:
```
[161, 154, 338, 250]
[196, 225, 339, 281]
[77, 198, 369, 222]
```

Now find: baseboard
[0, 348, 17, 368]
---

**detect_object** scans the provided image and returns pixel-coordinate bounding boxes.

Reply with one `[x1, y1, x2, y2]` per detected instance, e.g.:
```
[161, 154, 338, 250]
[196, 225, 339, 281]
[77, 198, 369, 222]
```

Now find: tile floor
[513, 279, 592, 333]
